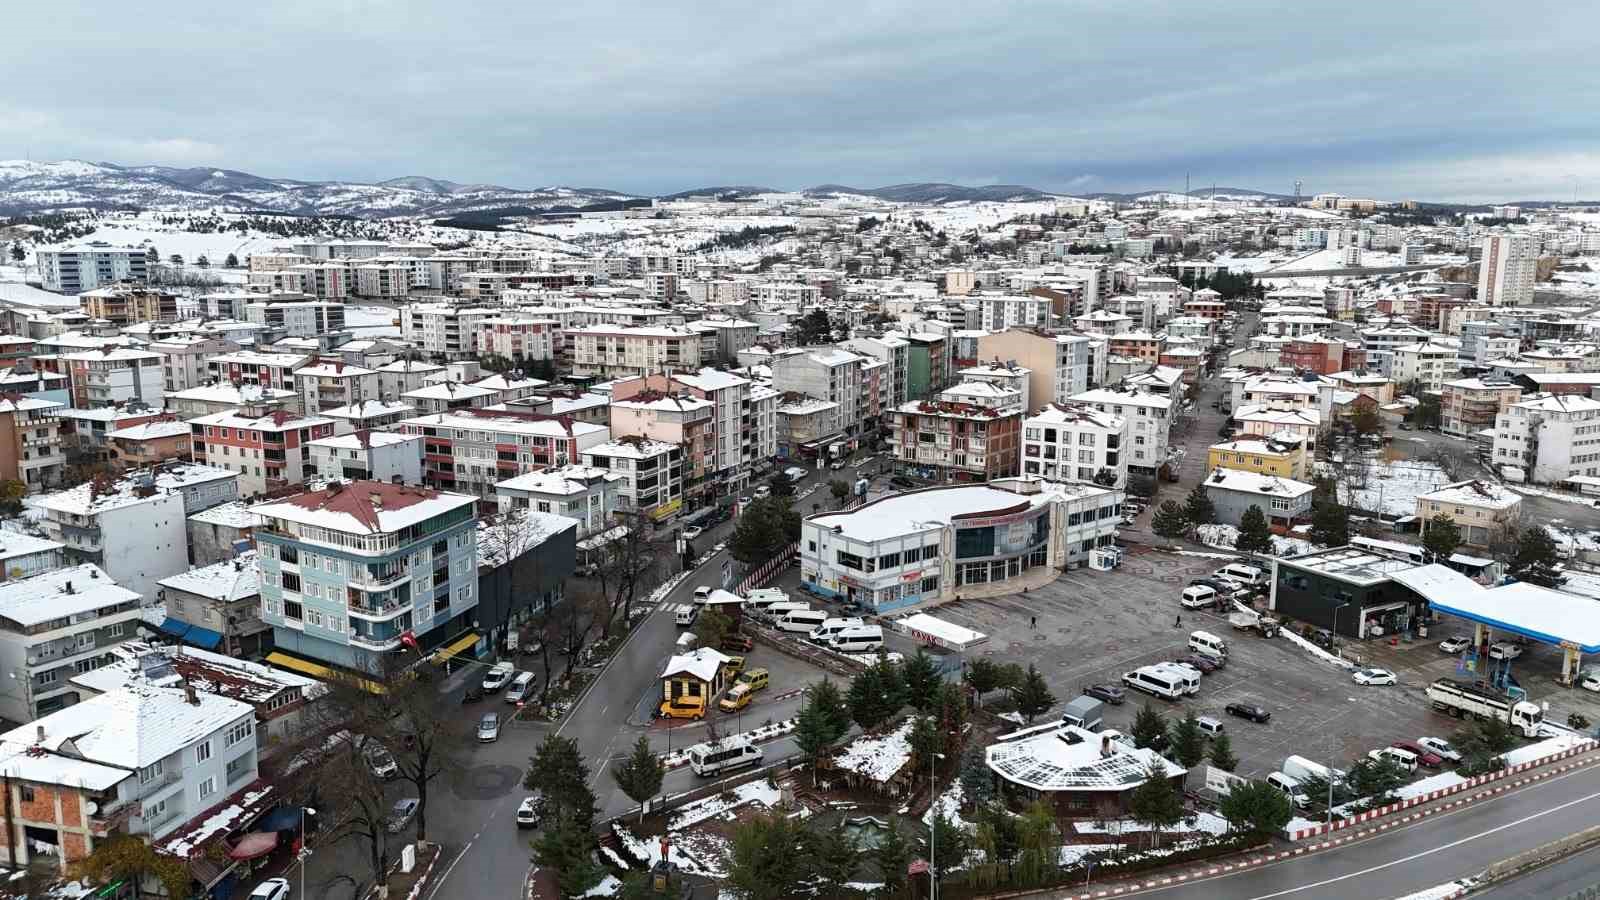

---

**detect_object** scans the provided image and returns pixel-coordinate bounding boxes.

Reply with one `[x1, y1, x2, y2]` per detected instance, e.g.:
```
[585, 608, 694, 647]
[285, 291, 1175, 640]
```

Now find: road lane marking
[423, 840, 472, 900]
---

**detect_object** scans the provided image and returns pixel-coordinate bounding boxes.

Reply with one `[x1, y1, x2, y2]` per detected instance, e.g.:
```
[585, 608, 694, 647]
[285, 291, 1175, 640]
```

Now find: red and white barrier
[735, 543, 797, 595]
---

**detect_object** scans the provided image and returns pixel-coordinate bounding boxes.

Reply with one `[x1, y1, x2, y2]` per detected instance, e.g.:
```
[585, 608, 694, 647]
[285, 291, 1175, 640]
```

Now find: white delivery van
[828, 625, 884, 653]
[777, 609, 829, 634]
[760, 601, 809, 624]
[1180, 585, 1217, 609]
[1122, 666, 1185, 700]
[1283, 754, 1345, 785]
[1268, 772, 1310, 808]
[505, 671, 536, 704]
[1368, 747, 1418, 773]
[744, 587, 789, 613]
[1151, 662, 1200, 695]
[1216, 563, 1269, 586]
[783, 466, 807, 482]
[1189, 630, 1228, 659]
[675, 605, 699, 627]
[808, 617, 866, 644]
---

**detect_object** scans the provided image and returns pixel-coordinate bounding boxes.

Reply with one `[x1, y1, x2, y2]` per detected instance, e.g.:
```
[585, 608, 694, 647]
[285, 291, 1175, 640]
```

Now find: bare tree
[274, 719, 395, 899]
[592, 511, 667, 636]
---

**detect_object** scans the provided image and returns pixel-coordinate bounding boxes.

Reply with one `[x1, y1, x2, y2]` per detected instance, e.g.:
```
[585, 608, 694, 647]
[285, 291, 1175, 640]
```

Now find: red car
[1391, 740, 1444, 768]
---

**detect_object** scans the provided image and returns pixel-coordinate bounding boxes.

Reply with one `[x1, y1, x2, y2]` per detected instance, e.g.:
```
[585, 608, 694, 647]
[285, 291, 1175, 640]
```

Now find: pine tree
[871, 817, 913, 897]
[1208, 732, 1239, 772]
[9, 243, 25, 262]
[1128, 760, 1185, 848]
[1236, 505, 1275, 554]
[1422, 514, 1462, 562]
[808, 677, 850, 738]
[1131, 703, 1169, 751]
[1218, 780, 1293, 838]
[1010, 664, 1056, 723]
[963, 657, 1003, 707]
[795, 686, 843, 786]
[727, 813, 811, 899]
[901, 649, 941, 712]
[224, 252, 239, 267]
[728, 499, 779, 565]
[1151, 500, 1190, 539]
[611, 735, 664, 823]
[847, 663, 893, 731]
[958, 742, 994, 808]
[1509, 527, 1565, 587]
[1183, 484, 1216, 526]
[1169, 711, 1207, 768]
[524, 734, 597, 828]
[1308, 499, 1350, 547]
[532, 815, 603, 896]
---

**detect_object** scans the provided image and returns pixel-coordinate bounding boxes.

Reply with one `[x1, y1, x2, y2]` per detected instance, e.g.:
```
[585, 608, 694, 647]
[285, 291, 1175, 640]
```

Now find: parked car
[482, 662, 514, 692]
[516, 795, 544, 829]
[1082, 683, 1126, 705]
[1488, 642, 1523, 660]
[386, 798, 420, 833]
[721, 633, 754, 653]
[682, 526, 703, 541]
[1438, 636, 1470, 654]
[830, 459, 848, 470]
[1390, 740, 1445, 768]
[365, 744, 398, 780]
[1224, 702, 1271, 723]
[753, 485, 772, 500]
[1399, 422, 1413, 430]
[249, 879, 291, 900]
[1182, 654, 1220, 674]
[460, 684, 484, 704]
[1417, 736, 1462, 763]
[1352, 667, 1397, 686]
[478, 712, 501, 742]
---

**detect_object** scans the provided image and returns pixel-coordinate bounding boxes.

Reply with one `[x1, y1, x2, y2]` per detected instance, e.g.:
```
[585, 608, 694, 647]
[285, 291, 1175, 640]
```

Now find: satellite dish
[84, 802, 98, 816]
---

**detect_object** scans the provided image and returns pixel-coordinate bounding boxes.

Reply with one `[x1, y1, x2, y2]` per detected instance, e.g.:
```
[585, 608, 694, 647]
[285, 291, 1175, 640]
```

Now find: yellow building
[658, 647, 731, 719]
[1207, 437, 1307, 480]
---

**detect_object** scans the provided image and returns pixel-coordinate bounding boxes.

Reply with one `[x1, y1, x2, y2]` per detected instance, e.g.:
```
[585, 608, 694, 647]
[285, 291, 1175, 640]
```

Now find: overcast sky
[4, 0, 1597, 202]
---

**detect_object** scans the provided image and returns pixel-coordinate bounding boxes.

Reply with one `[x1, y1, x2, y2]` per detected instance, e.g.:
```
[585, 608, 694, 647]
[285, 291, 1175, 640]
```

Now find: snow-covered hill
[0, 160, 638, 218]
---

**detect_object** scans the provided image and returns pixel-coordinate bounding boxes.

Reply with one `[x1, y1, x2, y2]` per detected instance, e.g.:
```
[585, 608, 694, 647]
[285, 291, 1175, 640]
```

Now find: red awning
[227, 831, 280, 860]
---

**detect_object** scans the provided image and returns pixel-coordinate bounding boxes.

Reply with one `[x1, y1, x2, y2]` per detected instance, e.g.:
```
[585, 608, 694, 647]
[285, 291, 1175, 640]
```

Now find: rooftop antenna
[1294, 180, 1303, 204]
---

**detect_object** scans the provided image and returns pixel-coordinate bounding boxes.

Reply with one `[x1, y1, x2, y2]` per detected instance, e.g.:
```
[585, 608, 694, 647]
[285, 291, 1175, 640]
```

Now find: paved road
[1058, 760, 1600, 900]
[1474, 840, 1600, 898]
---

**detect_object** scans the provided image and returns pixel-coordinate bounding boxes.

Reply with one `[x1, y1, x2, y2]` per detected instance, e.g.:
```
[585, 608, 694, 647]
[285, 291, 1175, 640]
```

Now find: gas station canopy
[1390, 564, 1600, 654]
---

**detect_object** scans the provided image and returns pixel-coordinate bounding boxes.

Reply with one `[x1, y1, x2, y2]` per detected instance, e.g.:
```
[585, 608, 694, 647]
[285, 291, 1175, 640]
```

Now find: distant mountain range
[0, 159, 1317, 218]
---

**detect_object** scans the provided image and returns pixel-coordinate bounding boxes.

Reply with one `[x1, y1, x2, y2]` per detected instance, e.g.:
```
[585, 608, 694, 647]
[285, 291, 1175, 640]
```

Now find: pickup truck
[1228, 610, 1280, 637]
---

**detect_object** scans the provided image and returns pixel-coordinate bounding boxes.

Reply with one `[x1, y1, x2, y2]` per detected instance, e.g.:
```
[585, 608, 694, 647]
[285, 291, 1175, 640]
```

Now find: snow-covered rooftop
[810, 484, 1048, 543]
[158, 552, 260, 602]
[1202, 467, 1315, 498]
[70, 640, 322, 705]
[1416, 479, 1521, 510]
[0, 564, 138, 627]
[832, 718, 914, 784]
[0, 679, 254, 771]
[476, 510, 578, 567]
[187, 408, 332, 431]
[320, 399, 416, 419]
[169, 382, 296, 405]
[106, 419, 190, 441]
[986, 722, 1185, 792]
[251, 480, 475, 536]
[36, 464, 236, 516]
[661, 647, 731, 684]
[188, 500, 256, 529]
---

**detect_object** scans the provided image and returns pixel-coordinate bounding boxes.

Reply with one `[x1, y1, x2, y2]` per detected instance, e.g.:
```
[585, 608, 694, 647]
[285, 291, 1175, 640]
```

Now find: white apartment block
[1478, 233, 1537, 307]
[244, 300, 347, 337]
[400, 305, 498, 360]
[1021, 403, 1129, 486]
[208, 350, 312, 399]
[399, 409, 611, 497]
[478, 318, 559, 362]
[309, 431, 424, 484]
[494, 464, 624, 538]
[376, 358, 447, 400]
[1068, 388, 1173, 476]
[295, 361, 381, 413]
[36, 244, 149, 293]
[581, 439, 684, 518]
[1493, 394, 1600, 484]
[957, 363, 1031, 413]
[977, 294, 1053, 331]
[152, 337, 240, 394]
[751, 282, 821, 306]
[1391, 343, 1458, 392]
[841, 335, 911, 409]
[189, 408, 335, 496]
[58, 349, 164, 409]
[0, 564, 142, 721]
[567, 325, 708, 378]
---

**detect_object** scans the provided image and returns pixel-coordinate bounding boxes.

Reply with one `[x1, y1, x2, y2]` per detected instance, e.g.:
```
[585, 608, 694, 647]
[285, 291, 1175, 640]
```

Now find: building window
[196, 740, 212, 763]
[224, 719, 254, 748]
[281, 572, 302, 593]
[198, 777, 216, 801]
[283, 601, 303, 620]
[19, 787, 33, 803]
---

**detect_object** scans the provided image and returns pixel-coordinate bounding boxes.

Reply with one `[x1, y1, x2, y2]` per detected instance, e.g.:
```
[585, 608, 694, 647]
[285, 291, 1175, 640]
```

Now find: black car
[890, 476, 916, 489]
[1082, 683, 1125, 705]
[1224, 702, 1271, 723]
[461, 684, 485, 704]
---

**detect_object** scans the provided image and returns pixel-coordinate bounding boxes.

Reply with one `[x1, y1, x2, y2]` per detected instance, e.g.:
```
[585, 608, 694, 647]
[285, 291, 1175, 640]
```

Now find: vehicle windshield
[1527, 707, 1544, 723]
[723, 688, 743, 701]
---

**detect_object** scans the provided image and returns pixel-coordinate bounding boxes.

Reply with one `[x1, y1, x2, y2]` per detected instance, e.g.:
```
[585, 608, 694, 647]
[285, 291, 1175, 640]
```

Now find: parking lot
[928, 547, 1483, 781]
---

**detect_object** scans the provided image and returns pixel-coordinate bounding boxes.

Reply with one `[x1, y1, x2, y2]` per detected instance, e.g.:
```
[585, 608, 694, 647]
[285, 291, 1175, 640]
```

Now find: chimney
[1101, 735, 1112, 758]
[183, 682, 199, 706]
[35, 725, 44, 744]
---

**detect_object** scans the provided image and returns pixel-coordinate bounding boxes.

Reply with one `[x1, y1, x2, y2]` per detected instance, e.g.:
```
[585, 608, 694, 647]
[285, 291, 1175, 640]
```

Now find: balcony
[90, 800, 134, 834]
[136, 768, 182, 796]
[348, 632, 402, 650]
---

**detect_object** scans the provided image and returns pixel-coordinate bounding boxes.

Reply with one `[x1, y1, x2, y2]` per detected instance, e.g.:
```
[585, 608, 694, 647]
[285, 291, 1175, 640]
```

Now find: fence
[1283, 739, 1597, 840]
[735, 543, 797, 594]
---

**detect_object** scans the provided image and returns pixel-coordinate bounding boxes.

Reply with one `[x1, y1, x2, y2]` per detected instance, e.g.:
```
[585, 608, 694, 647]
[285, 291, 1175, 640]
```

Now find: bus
[688, 736, 763, 777]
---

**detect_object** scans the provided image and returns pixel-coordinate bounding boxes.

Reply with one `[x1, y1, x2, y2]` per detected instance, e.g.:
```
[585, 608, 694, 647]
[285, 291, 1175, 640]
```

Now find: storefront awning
[226, 831, 279, 860]
[256, 806, 303, 833]
[182, 625, 224, 650]
[265, 652, 384, 694]
[430, 632, 480, 666]
[156, 617, 191, 638]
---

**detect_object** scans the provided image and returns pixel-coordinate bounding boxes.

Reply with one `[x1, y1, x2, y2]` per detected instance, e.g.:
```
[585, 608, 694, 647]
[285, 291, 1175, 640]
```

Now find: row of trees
[1150, 484, 1276, 554]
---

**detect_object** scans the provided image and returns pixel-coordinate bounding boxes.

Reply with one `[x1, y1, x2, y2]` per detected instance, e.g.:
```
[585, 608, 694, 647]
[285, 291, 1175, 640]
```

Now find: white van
[1368, 746, 1418, 773]
[760, 601, 809, 624]
[1122, 666, 1185, 700]
[1189, 630, 1228, 659]
[689, 737, 763, 777]
[505, 671, 536, 704]
[828, 625, 884, 653]
[1151, 662, 1200, 695]
[808, 617, 865, 644]
[745, 588, 789, 612]
[1197, 716, 1225, 739]
[1268, 772, 1310, 808]
[1216, 563, 1268, 587]
[675, 632, 700, 653]
[675, 605, 699, 627]
[777, 609, 828, 634]
[1180, 585, 1217, 609]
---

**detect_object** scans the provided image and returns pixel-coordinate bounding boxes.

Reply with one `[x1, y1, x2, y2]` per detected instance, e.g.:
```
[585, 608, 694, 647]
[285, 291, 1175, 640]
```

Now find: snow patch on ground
[668, 779, 783, 831]
[1341, 460, 1450, 517]
[1509, 484, 1596, 506]
[833, 719, 914, 785]
[1278, 628, 1357, 671]
[1390, 880, 1473, 900]
[580, 875, 622, 897]
[1196, 523, 1315, 557]
[923, 780, 969, 829]
[1073, 812, 1229, 836]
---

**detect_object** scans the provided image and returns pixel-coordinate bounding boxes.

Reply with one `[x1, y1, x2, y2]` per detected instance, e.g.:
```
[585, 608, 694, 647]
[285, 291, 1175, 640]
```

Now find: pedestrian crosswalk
[662, 603, 693, 615]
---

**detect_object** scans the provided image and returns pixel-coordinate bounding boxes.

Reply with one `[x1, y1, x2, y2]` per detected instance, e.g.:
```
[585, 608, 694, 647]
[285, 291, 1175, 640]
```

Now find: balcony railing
[348, 632, 402, 650]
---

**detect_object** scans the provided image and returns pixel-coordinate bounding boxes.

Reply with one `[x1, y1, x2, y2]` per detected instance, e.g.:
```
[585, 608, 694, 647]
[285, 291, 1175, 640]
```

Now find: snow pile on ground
[662, 719, 797, 769]
[922, 780, 968, 829]
[1073, 812, 1229, 836]
[1502, 733, 1590, 767]
[580, 875, 622, 897]
[669, 779, 783, 831]
[833, 718, 914, 785]
[1278, 628, 1356, 671]
[1195, 523, 1315, 557]
[1058, 843, 1122, 866]
[1508, 484, 1595, 506]
[614, 823, 729, 878]
[1390, 880, 1474, 900]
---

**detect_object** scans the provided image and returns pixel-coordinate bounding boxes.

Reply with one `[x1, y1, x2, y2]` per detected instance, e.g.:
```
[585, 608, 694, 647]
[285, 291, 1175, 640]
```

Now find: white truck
[1228, 609, 1280, 637]
[1425, 678, 1545, 737]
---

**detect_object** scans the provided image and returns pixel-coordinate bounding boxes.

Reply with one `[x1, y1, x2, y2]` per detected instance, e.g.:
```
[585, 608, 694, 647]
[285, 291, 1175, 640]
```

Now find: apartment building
[0, 563, 142, 722]
[1478, 233, 1537, 307]
[208, 350, 311, 399]
[769, 347, 866, 445]
[244, 300, 348, 337]
[1416, 480, 1522, 546]
[975, 330, 1091, 413]
[188, 407, 336, 495]
[775, 398, 841, 459]
[581, 437, 685, 523]
[494, 464, 624, 538]
[309, 431, 424, 484]
[57, 348, 164, 408]
[955, 362, 1031, 412]
[1442, 378, 1524, 437]
[36, 244, 148, 293]
[1107, 331, 1165, 365]
[567, 325, 708, 378]
[608, 392, 714, 504]
[376, 358, 447, 399]
[1280, 337, 1362, 375]
[976, 294, 1054, 331]
[841, 335, 910, 409]
[152, 336, 241, 394]
[1392, 342, 1459, 392]
[107, 418, 192, 468]
[77, 285, 178, 326]
[253, 480, 480, 668]
[613, 368, 760, 494]
[686, 317, 760, 363]
[155, 553, 268, 657]
[295, 361, 380, 413]
[0, 674, 264, 876]
[400, 304, 498, 360]
[1493, 393, 1600, 483]
[321, 399, 416, 435]
[166, 382, 295, 418]
[1021, 403, 1127, 486]
[0, 396, 65, 490]
[1206, 436, 1307, 480]
[399, 409, 611, 497]
[478, 318, 559, 362]
[1234, 405, 1322, 451]
[1068, 388, 1174, 476]
[889, 399, 1022, 483]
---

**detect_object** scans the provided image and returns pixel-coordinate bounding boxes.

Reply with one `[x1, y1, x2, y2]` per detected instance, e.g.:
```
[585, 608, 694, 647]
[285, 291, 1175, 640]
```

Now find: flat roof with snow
[889, 612, 988, 651]
[986, 722, 1186, 793]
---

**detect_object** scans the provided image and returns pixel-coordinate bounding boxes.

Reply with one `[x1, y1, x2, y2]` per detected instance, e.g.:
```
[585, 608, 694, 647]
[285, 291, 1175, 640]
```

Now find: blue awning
[256, 805, 304, 833]
[156, 617, 191, 638]
[182, 625, 224, 650]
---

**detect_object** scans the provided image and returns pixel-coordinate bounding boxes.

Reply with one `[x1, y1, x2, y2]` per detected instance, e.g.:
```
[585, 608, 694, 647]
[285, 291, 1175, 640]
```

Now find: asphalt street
[1473, 840, 1600, 898]
[1053, 758, 1600, 900]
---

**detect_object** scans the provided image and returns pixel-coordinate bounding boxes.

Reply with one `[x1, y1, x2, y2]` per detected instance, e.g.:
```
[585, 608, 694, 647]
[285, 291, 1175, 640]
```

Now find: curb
[1284, 741, 1597, 841]
[402, 843, 443, 900]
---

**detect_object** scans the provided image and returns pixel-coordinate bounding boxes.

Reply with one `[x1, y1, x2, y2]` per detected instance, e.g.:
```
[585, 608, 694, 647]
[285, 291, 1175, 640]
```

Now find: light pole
[299, 806, 317, 899]
[929, 750, 946, 900]
[1331, 601, 1350, 661]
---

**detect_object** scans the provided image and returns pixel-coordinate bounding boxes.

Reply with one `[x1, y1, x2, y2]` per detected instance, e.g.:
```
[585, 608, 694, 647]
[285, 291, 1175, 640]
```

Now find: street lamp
[929, 750, 946, 900]
[1331, 601, 1350, 661]
[299, 806, 317, 899]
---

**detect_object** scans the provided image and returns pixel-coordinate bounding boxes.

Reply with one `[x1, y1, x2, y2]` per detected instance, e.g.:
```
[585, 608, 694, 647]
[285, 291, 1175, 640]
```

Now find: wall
[105, 493, 189, 603]
[475, 522, 575, 652]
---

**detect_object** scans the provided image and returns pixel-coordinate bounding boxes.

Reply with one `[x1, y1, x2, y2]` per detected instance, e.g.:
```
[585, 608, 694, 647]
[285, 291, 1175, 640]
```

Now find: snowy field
[1331, 459, 1451, 517]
